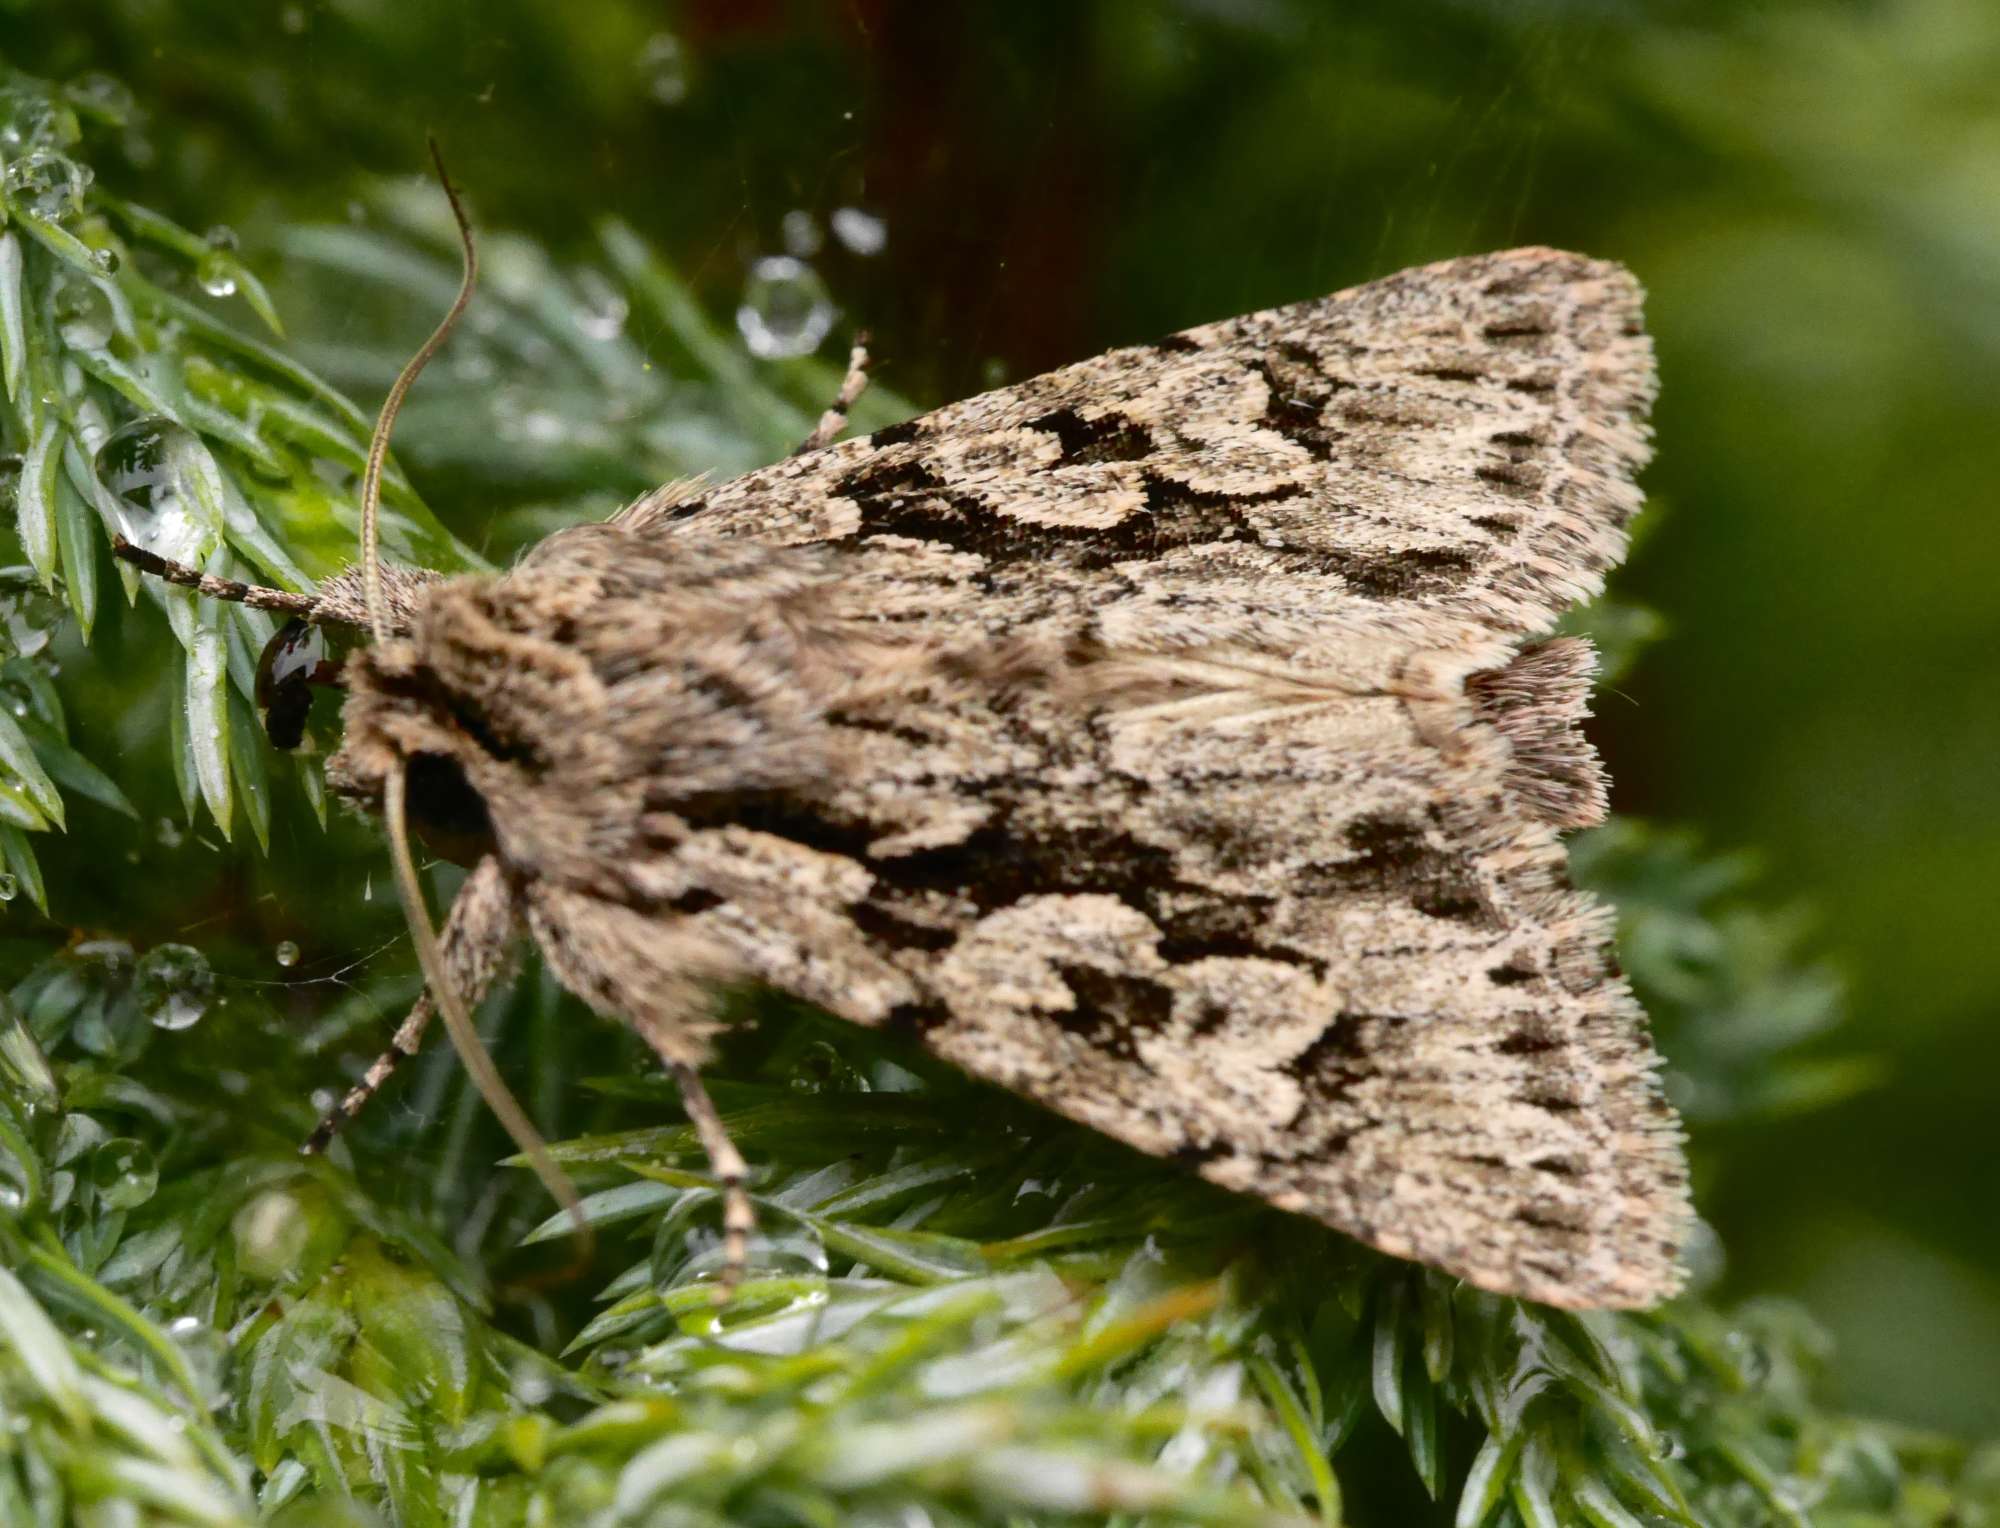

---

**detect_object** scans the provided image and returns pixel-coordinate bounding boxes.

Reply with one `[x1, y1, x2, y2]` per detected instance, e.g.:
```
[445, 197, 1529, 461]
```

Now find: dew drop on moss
[781, 209, 821, 258]
[134, 942, 214, 1030]
[233, 1187, 310, 1279]
[0, 875, 18, 903]
[0, 86, 81, 153]
[570, 266, 627, 341]
[2, 149, 91, 223]
[90, 1136, 158, 1209]
[0, 569, 64, 658]
[95, 416, 212, 564]
[639, 32, 690, 106]
[166, 1314, 229, 1404]
[63, 72, 134, 128]
[736, 255, 834, 359]
[274, 940, 300, 968]
[831, 207, 887, 256]
[51, 267, 113, 348]
[195, 249, 237, 298]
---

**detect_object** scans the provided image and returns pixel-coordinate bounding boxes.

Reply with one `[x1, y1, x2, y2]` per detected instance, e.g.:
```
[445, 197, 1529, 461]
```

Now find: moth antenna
[110, 537, 322, 617]
[360, 134, 477, 645]
[361, 149, 590, 1264]
[383, 764, 591, 1260]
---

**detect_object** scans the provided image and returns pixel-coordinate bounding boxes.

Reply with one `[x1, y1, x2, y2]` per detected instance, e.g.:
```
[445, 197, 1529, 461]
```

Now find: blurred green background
[3, 0, 1995, 1439]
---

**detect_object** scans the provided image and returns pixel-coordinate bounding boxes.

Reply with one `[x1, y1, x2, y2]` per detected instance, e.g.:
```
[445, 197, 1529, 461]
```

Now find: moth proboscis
[119, 179, 1690, 1309]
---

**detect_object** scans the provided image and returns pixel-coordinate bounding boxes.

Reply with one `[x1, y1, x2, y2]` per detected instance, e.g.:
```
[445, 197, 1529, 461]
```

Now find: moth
[122, 234, 1689, 1310]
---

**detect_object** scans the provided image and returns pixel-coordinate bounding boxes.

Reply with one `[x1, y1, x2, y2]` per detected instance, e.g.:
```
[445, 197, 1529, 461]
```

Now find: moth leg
[516, 886, 756, 1295]
[302, 853, 520, 1154]
[793, 336, 871, 455]
[670, 1063, 755, 1303]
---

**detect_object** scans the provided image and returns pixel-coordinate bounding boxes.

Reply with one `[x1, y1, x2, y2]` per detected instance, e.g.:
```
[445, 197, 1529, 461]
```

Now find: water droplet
[0, 875, 18, 903]
[203, 224, 239, 252]
[508, 1359, 553, 1407]
[64, 73, 134, 128]
[787, 1039, 870, 1093]
[1678, 1216, 1726, 1293]
[1654, 1430, 1687, 1461]
[50, 267, 113, 349]
[1723, 1328, 1772, 1388]
[90, 1137, 158, 1209]
[571, 267, 628, 341]
[781, 209, 822, 259]
[519, 409, 565, 445]
[639, 33, 691, 105]
[233, 1188, 310, 1279]
[274, 940, 300, 968]
[651, 1190, 830, 1291]
[0, 569, 64, 659]
[88, 246, 119, 276]
[2, 149, 92, 224]
[195, 250, 237, 299]
[449, 343, 497, 383]
[165, 1315, 229, 1403]
[133, 943, 214, 1031]
[76, 938, 133, 976]
[736, 256, 835, 359]
[156, 817, 185, 849]
[95, 417, 219, 565]
[0, 85, 81, 153]
[1771, 1474, 1824, 1512]
[830, 207, 887, 256]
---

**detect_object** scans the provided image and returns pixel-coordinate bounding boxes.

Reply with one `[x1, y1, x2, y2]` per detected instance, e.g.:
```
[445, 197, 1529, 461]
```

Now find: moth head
[319, 534, 859, 865]
[315, 635, 500, 867]
[112, 141, 589, 1255]
[247, 560, 452, 746]
[109, 543, 445, 749]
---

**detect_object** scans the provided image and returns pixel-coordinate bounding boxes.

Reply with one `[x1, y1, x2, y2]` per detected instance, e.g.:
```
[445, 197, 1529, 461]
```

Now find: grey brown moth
[121, 232, 1689, 1310]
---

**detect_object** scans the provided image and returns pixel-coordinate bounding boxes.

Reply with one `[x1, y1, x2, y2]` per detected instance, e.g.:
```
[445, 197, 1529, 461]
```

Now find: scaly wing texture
[485, 248, 1685, 1307]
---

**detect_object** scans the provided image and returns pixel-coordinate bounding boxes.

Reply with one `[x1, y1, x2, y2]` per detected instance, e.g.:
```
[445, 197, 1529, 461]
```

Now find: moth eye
[254, 619, 343, 750]
[404, 752, 496, 866]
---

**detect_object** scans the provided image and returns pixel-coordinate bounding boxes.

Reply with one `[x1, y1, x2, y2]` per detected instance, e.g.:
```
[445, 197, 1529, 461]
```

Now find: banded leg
[303, 992, 436, 1155]
[793, 336, 872, 455]
[302, 853, 521, 1153]
[671, 1063, 755, 1303]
